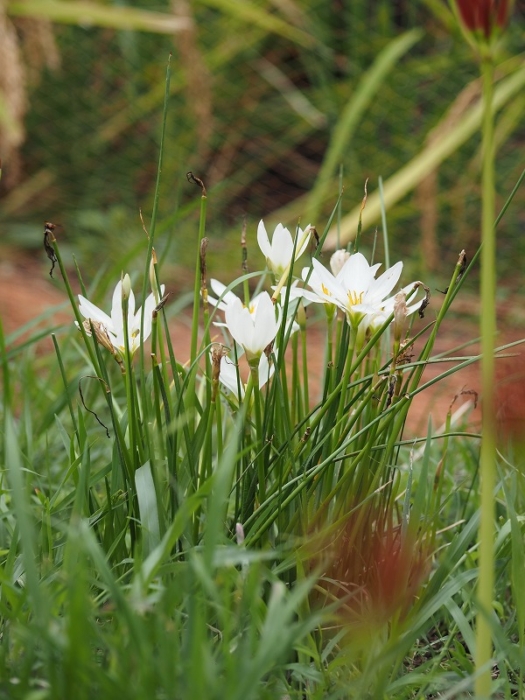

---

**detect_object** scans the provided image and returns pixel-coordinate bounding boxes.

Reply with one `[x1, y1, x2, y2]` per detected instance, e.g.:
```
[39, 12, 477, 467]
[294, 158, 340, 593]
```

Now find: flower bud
[296, 301, 307, 330]
[454, 0, 513, 46]
[210, 343, 230, 401]
[235, 523, 245, 546]
[121, 273, 131, 301]
[393, 291, 408, 343]
[330, 249, 350, 276]
[149, 249, 160, 302]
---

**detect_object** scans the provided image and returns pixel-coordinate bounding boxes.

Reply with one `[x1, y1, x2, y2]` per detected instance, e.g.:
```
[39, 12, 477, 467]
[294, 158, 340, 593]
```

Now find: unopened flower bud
[330, 249, 350, 276]
[149, 249, 160, 302]
[121, 273, 131, 301]
[210, 343, 230, 401]
[235, 523, 245, 545]
[454, 0, 513, 48]
[393, 291, 408, 343]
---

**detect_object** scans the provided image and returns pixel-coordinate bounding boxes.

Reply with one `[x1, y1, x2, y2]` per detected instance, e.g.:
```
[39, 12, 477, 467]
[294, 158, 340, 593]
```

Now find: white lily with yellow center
[300, 252, 422, 327]
[257, 220, 311, 276]
[78, 275, 164, 357]
[224, 291, 282, 362]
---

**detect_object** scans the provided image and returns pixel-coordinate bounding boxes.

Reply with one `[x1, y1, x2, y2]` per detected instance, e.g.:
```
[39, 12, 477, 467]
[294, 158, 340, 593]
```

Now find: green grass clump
[4, 187, 521, 699]
[2, 59, 525, 692]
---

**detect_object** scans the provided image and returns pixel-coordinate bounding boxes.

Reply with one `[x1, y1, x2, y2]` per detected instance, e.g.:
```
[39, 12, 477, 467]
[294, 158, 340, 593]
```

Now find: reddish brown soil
[2, 255, 523, 438]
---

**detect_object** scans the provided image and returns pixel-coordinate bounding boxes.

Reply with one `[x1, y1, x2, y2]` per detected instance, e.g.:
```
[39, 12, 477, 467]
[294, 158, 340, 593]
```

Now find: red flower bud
[455, 0, 512, 40]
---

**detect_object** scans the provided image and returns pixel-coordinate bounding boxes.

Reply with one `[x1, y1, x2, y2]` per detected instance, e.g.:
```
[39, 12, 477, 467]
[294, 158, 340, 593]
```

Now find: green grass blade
[135, 461, 161, 558]
[306, 29, 422, 223]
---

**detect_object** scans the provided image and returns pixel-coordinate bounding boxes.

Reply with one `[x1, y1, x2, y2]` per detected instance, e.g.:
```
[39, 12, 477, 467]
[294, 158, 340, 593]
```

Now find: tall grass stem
[474, 54, 497, 699]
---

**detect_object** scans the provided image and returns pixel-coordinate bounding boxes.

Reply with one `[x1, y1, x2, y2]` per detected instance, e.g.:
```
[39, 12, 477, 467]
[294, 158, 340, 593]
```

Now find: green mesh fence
[1, 0, 524, 280]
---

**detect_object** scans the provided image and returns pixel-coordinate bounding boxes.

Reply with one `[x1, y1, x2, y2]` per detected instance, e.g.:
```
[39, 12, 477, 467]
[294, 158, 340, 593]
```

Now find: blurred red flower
[455, 0, 513, 40]
[310, 505, 430, 630]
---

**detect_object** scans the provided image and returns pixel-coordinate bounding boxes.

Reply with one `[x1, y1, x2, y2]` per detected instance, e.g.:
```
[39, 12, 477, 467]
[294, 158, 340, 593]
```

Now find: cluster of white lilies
[77, 220, 424, 396]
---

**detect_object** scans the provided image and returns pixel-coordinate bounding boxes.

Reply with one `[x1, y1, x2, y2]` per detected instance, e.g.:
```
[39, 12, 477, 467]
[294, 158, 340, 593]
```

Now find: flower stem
[475, 53, 497, 699]
[249, 363, 266, 503]
[191, 190, 208, 364]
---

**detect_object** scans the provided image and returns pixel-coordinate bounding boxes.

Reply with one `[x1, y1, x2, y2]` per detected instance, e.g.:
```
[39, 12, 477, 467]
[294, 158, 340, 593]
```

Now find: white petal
[139, 283, 165, 343]
[257, 220, 272, 260]
[123, 282, 136, 324]
[252, 292, 281, 353]
[78, 295, 114, 330]
[271, 224, 294, 270]
[310, 260, 347, 307]
[110, 281, 125, 334]
[209, 279, 239, 311]
[225, 298, 251, 350]
[295, 224, 311, 258]
[339, 252, 374, 296]
[258, 352, 275, 389]
[219, 355, 244, 399]
[298, 289, 328, 305]
[367, 261, 403, 304]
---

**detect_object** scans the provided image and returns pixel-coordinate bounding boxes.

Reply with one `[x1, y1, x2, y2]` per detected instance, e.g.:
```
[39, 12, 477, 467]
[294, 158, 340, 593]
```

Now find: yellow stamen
[347, 290, 364, 307]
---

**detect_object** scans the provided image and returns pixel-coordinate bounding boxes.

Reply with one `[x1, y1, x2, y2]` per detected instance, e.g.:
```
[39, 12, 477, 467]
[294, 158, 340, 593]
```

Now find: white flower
[257, 220, 311, 276]
[218, 353, 275, 399]
[300, 252, 422, 327]
[78, 277, 165, 356]
[224, 291, 282, 361]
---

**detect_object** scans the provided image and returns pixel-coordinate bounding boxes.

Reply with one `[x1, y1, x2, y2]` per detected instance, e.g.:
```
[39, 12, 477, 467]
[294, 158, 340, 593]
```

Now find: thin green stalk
[300, 324, 310, 412]
[187, 184, 208, 437]
[240, 375, 256, 525]
[50, 234, 100, 375]
[150, 317, 169, 473]
[190, 188, 208, 364]
[214, 385, 224, 459]
[475, 54, 497, 699]
[334, 325, 357, 443]
[378, 176, 390, 270]
[291, 332, 302, 425]
[52, 335, 79, 444]
[0, 316, 12, 410]
[249, 363, 266, 503]
[121, 295, 144, 472]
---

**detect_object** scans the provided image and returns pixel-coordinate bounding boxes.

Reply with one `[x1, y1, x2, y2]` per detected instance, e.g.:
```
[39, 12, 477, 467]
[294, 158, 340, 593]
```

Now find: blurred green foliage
[1, 0, 524, 282]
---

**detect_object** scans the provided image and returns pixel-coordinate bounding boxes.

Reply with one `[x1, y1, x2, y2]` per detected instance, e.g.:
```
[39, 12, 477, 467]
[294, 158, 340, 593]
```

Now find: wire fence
[1, 0, 524, 280]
